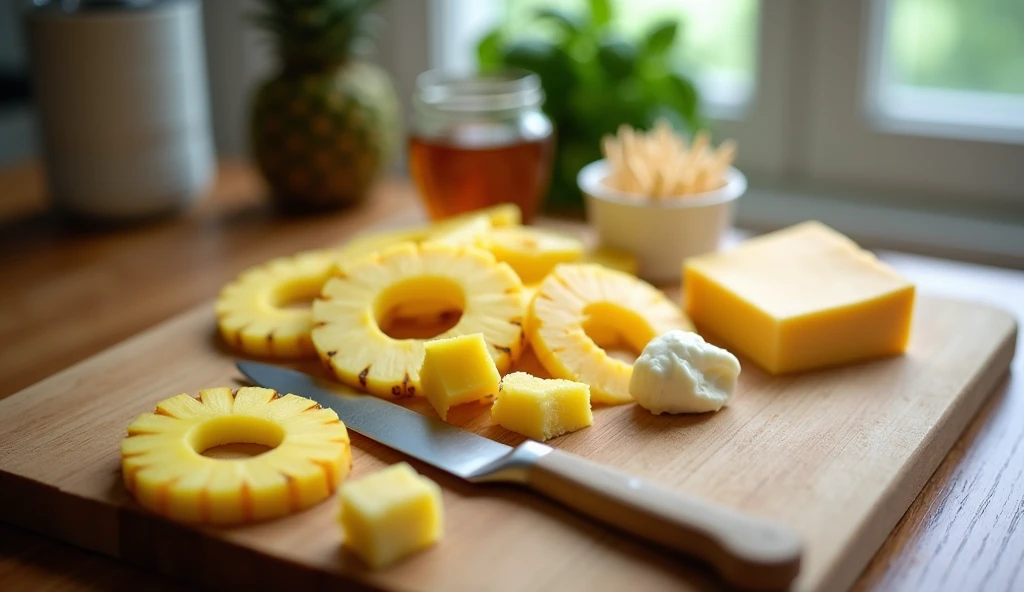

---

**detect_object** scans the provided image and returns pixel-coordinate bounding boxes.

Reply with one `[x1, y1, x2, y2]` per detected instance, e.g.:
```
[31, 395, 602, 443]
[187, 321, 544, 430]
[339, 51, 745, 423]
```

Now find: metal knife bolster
[465, 441, 553, 483]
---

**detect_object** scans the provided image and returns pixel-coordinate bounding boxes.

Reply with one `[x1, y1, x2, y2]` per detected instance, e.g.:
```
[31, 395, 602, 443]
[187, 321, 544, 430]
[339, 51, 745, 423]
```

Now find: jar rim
[414, 69, 544, 116]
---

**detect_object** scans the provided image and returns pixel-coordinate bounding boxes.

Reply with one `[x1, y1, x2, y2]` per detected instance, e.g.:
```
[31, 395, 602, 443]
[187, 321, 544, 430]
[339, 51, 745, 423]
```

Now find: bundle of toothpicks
[601, 120, 736, 198]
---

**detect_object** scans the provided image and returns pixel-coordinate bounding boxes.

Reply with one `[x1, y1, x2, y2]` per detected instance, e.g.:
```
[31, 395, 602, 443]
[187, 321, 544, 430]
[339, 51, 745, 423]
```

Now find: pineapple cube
[491, 372, 593, 441]
[339, 462, 443, 569]
[420, 333, 501, 420]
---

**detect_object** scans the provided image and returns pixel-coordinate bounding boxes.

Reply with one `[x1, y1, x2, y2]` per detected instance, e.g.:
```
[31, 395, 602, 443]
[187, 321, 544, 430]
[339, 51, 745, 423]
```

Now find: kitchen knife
[237, 361, 802, 590]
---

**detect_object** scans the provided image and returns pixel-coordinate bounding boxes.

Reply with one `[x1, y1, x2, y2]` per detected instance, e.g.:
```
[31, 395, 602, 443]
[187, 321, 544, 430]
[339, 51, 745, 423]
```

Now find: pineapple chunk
[313, 243, 525, 398]
[121, 387, 352, 525]
[338, 228, 429, 263]
[339, 462, 443, 569]
[436, 202, 521, 230]
[420, 334, 501, 420]
[585, 246, 639, 276]
[425, 215, 492, 247]
[479, 203, 522, 227]
[478, 227, 584, 284]
[337, 203, 522, 264]
[529, 264, 694, 405]
[491, 372, 593, 441]
[216, 249, 337, 358]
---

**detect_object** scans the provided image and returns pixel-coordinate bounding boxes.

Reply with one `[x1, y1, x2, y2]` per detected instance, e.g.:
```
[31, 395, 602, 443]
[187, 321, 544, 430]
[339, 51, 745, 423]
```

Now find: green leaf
[596, 36, 636, 80]
[641, 20, 678, 59]
[476, 29, 503, 72]
[533, 7, 583, 39]
[659, 72, 702, 132]
[589, 0, 612, 28]
[502, 39, 577, 118]
[503, 39, 571, 80]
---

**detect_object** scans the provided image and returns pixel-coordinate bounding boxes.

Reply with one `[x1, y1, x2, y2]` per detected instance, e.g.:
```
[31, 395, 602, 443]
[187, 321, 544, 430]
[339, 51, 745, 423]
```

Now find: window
[418, 0, 1023, 261]
[432, 0, 759, 118]
[802, 0, 1024, 209]
[868, 0, 1024, 143]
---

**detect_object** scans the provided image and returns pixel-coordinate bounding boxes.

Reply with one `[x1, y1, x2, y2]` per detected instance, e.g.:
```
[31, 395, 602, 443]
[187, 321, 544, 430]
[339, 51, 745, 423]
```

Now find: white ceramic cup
[26, 0, 214, 221]
[579, 159, 747, 283]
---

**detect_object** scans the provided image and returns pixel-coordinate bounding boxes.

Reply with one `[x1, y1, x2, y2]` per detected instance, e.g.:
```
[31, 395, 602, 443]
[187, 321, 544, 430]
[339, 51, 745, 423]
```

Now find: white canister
[25, 0, 214, 221]
[579, 159, 747, 283]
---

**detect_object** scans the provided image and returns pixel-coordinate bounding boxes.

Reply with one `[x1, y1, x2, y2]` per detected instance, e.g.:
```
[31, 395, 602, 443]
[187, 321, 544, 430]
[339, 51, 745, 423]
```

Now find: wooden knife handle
[525, 448, 802, 591]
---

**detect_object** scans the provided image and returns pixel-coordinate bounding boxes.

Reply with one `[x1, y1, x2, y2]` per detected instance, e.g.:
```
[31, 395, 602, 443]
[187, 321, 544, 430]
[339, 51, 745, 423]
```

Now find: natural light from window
[433, 0, 759, 119]
[869, 0, 1024, 143]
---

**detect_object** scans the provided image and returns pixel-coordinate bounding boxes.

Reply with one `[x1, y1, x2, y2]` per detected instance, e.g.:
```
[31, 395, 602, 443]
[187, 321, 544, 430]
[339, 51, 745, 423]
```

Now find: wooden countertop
[0, 162, 1020, 591]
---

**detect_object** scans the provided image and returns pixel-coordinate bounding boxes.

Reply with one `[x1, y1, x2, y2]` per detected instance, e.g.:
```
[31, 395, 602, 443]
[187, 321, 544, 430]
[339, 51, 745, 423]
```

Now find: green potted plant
[477, 0, 702, 212]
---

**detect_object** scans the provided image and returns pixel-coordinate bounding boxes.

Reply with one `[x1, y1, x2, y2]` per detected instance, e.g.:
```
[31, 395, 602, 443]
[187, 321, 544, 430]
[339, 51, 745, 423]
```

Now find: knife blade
[236, 361, 524, 481]
[237, 361, 802, 591]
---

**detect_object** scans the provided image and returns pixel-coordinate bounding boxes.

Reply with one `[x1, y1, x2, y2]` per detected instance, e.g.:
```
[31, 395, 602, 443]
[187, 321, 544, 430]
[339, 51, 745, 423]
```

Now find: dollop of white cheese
[629, 330, 741, 414]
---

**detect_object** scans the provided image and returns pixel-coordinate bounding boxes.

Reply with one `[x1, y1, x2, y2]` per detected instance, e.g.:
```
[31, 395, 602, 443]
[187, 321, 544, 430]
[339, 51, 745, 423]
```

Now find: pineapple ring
[216, 249, 338, 358]
[121, 387, 352, 525]
[312, 242, 526, 398]
[528, 264, 694, 405]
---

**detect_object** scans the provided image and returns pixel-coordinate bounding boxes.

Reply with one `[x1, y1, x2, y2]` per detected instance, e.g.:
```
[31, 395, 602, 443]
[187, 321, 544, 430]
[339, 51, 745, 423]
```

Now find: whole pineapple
[251, 0, 399, 211]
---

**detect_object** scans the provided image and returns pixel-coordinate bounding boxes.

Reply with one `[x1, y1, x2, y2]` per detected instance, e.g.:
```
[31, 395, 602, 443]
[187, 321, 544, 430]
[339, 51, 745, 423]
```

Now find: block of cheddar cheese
[683, 221, 915, 374]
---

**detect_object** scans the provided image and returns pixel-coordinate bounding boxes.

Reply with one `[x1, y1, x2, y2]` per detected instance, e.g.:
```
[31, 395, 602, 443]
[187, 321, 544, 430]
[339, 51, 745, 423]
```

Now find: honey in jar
[409, 70, 555, 223]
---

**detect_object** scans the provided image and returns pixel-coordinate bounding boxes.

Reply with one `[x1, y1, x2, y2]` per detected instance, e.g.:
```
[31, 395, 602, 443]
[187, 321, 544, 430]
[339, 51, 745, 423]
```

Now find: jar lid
[414, 69, 545, 116]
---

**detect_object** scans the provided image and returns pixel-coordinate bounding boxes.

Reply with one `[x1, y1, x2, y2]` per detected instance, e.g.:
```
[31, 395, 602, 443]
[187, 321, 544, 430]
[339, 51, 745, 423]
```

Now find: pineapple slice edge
[216, 249, 338, 359]
[121, 386, 352, 525]
[527, 263, 695, 405]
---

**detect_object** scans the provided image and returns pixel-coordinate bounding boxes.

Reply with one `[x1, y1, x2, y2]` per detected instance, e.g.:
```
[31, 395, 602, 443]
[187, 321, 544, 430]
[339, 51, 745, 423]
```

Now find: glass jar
[409, 70, 555, 223]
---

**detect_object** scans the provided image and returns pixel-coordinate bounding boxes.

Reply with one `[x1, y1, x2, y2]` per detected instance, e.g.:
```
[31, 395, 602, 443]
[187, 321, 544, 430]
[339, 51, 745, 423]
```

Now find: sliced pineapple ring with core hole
[120, 387, 352, 525]
[216, 250, 338, 358]
[313, 242, 525, 399]
[580, 301, 652, 364]
[528, 264, 694, 405]
[377, 277, 464, 340]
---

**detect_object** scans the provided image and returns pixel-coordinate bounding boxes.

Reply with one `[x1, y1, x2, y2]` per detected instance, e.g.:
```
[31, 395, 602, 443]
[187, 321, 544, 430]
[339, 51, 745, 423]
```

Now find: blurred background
[0, 0, 1021, 262]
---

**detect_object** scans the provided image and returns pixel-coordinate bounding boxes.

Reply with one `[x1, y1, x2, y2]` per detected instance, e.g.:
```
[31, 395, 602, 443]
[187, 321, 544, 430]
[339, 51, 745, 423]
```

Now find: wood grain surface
[0, 163, 1022, 591]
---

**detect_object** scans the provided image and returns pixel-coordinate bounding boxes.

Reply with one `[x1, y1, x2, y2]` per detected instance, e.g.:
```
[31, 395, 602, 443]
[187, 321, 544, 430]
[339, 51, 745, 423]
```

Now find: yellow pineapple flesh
[424, 214, 492, 247]
[439, 202, 521, 229]
[584, 246, 638, 276]
[216, 250, 337, 358]
[121, 387, 351, 525]
[528, 264, 694, 405]
[337, 227, 430, 263]
[477, 226, 584, 284]
[336, 203, 522, 264]
[313, 242, 525, 398]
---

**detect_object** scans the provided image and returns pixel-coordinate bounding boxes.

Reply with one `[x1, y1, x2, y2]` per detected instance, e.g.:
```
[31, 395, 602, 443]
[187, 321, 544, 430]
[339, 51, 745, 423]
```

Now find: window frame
[403, 0, 1024, 264]
[796, 0, 1024, 211]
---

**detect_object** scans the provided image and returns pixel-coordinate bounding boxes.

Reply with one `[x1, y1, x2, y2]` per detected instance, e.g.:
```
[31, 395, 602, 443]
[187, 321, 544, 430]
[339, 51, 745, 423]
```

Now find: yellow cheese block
[420, 333, 501, 420]
[491, 372, 593, 441]
[478, 227, 584, 284]
[338, 462, 443, 569]
[683, 221, 915, 374]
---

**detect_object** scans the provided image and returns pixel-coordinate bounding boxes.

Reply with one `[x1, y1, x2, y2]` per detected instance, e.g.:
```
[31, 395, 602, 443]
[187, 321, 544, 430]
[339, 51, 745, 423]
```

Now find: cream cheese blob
[629, 330, 741, 414]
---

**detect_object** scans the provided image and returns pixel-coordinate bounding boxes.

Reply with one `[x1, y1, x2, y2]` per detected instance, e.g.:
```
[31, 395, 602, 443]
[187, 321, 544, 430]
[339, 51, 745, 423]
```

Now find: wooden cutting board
[0, 275, 1015, 590]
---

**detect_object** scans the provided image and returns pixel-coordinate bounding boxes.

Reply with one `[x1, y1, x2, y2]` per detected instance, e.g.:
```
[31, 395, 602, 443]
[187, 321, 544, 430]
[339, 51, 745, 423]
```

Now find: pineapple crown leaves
[252, 0, 384, 68]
